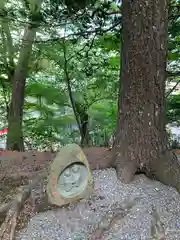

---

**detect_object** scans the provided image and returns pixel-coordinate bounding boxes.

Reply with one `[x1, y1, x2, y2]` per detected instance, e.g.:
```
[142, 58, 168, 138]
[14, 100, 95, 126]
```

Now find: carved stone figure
[46, 144, 93, 207]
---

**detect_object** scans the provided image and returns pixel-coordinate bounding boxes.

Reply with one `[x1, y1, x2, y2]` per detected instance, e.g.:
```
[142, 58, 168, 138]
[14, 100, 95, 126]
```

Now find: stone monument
[46, 143, 94, 207]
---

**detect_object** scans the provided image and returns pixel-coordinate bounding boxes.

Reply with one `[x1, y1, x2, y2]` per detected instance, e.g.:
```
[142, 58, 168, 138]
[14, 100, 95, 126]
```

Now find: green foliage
[21, 31, 119, 147]
[166, 94, 180, 125]
[0, 0, 179, 149]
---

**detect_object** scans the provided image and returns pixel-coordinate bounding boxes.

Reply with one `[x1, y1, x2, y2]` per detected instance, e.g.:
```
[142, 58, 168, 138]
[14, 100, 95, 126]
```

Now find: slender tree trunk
[6, 26, 37, 151]
[74, 102, 89, 146]
[62, 39, 90, 146]
[113, 0, 180, 192]
[80, 111, 89, 146]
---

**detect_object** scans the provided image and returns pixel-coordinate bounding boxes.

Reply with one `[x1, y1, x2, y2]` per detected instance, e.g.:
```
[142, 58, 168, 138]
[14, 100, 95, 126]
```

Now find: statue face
[57, 162, 88, 198]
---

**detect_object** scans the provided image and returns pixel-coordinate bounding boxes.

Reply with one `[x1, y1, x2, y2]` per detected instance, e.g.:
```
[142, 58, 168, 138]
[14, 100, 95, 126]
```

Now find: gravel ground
[16, 168, 180, 240]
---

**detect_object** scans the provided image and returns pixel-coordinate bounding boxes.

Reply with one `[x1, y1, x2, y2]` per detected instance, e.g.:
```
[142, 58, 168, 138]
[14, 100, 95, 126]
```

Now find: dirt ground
[0, 147, 114, 232]
[0, 147, 113, 178]
[0, 147, 180, 233]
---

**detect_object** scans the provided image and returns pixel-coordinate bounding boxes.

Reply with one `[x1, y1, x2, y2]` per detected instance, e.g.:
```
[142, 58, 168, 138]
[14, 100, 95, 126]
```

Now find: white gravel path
[16, 168, 180, 240]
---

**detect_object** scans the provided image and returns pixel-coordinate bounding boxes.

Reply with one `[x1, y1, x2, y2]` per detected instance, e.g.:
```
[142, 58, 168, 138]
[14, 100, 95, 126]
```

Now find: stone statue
[58, 163, 88, 197]
[46, 144, 94, 207]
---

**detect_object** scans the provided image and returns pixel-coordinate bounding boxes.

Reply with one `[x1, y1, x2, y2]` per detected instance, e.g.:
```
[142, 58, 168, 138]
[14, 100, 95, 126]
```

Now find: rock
[46, 144, 94, 207]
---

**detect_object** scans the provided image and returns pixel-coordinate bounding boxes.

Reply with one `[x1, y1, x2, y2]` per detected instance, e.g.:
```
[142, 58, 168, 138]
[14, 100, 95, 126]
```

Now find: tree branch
[67, 32, 97, 62]
[35, 20, 121, 43]
[1, 19, 14, 73]
[166, 79, 180, 98]
[61, 28, 82, 134]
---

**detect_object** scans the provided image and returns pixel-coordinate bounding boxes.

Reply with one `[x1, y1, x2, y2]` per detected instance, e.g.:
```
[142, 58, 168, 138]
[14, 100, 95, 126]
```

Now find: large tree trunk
[113, 0, 180, 192]
[6, 26, 37, 151]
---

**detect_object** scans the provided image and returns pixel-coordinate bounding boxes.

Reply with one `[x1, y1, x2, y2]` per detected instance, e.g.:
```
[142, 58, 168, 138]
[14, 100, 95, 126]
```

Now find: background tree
[1, 0, 42, 151]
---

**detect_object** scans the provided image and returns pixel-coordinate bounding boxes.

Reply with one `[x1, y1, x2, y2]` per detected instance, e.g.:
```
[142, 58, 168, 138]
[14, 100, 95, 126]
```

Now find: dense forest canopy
[0, 0, 179, 150]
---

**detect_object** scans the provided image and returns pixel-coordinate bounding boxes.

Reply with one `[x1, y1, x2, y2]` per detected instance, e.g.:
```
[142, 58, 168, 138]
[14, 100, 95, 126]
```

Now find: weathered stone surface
[46, 144, 94, 207]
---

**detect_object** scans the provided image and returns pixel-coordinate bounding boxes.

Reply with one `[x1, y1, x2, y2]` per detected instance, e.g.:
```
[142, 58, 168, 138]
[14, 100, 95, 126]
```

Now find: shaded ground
[0, 147, 112, 178]
[0, 147, 180, 237]
[16, 169, 180, 240]
[0, 147, 113, 233]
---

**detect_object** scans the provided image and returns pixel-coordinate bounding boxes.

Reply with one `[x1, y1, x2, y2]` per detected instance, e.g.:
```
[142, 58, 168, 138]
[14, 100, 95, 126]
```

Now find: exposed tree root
[0, 170, 47, 240]
[149, 151, 180, 193]
[90, 201, 166, 240]
[150, 207, 166, 240]
[0, 202, 12, 217]
[89, 199, 136, 240]
[114, 148, 180, 194]
[115, 160, 137, 184]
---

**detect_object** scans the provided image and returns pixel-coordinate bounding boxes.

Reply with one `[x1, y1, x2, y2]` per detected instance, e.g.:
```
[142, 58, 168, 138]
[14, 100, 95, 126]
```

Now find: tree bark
[75, 102, 89, 146]
[6, 26, 37, 151]
[80, 113, 89, 147]
[113, 0, 180, 192]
